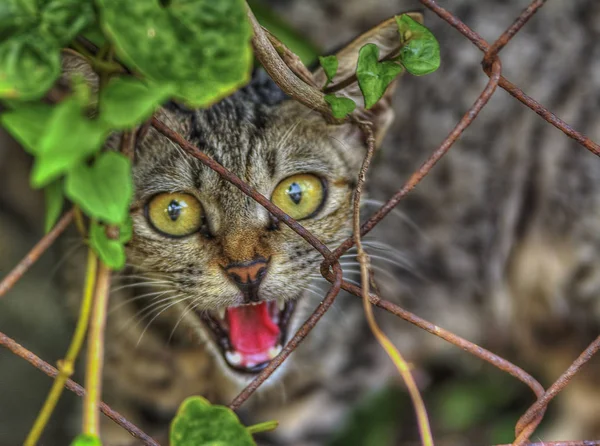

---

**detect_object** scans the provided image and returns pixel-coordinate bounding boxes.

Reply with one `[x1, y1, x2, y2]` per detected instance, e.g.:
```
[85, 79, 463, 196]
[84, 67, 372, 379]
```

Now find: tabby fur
[1, 0, 600, 444]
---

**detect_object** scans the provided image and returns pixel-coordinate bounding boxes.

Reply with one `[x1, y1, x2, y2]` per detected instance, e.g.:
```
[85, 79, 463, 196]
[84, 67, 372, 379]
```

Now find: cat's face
[122, 15, 406, 380]
[126, 92, 365, 376]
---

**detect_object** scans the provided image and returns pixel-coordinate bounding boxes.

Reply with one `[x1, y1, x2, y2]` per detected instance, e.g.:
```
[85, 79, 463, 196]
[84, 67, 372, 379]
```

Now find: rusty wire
[0, 331, 160, 446]
[0, 210, 73, 298]
[0, 0, 599, 445]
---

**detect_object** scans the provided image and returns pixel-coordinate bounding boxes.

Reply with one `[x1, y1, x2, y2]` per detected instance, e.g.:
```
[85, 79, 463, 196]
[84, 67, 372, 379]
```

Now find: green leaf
[99, 77, 173, 130]
[171, 396, 256, 446]
[89, 219, 129, 270]
[118, 215, 133, 244]
[70, 433, 102, 446]
[65, 152, 132, 225]
[44, 180, 64, 233]
[31, 96, 109, 187]
[80, 22, 107, 49]
[97, 0, 253, 107]
[0, 0, 94, 100]
[324, 94, 356, 119]
[0, 37, 61, 101]
[396, 14, 440, 76]
[246, 420, 279, 435]
[356, 43, 404, 109]
[0, 1, 37, 41]
[319, 55, 338, 87]
[0, 102, 53, 154]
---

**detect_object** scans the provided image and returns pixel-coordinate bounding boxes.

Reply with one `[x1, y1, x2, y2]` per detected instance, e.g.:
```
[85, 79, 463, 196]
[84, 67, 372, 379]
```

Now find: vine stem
[24, 249, 98, 446]
[352, 122, 433, 446]
[0, 331, 158, 445]
[245, 2, 337, 121]
[83, 262, 111, 436]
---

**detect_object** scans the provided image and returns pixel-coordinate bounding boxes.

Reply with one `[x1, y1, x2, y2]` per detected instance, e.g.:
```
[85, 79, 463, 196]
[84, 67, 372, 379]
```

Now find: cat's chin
[198, 299, 297, 374]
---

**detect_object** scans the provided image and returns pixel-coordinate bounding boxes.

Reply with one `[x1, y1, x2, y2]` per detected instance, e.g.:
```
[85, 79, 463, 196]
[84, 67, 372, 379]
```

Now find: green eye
[271, 174, 325, 220]
[147, 193, 203, 237]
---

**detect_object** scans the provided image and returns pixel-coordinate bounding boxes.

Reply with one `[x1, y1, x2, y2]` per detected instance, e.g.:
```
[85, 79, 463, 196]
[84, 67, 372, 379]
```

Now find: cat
[1, 0, 600, 445]
[55, 16, 406, 446]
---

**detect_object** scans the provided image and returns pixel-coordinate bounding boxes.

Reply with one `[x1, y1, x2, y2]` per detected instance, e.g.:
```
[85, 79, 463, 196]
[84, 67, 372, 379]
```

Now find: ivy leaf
[118, 215, 133, 244]
[0, 1, 37, 41]
[31, 96, 109, 187]
[0, 0, 94, 100]
[246, 420, 279, 435]
[319, 55, 338, 87]
[0, 102, 53, 154]
[324, 94, 356, 119]
[80, 22, 107, 49]
[0, 37, 60, 101]
[396, 14, 440, 76]
[97, 0, 252, 107]
[44, 180, 64, 233]
[70, 433, 102, 446]
[356, 43, 404, 109]
[99, 77, 174, 130]
[89, 218, 131, 270]
[171, 396, 256, 446]
[65, 152, 132, 225]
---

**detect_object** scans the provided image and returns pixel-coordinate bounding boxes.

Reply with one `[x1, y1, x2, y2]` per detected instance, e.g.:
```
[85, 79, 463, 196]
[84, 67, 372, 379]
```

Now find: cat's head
[121, 15, 417, 379]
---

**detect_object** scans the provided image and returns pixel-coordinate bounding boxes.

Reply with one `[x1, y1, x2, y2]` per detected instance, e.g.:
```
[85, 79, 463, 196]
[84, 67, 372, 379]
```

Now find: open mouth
[199, 300, 296, 373]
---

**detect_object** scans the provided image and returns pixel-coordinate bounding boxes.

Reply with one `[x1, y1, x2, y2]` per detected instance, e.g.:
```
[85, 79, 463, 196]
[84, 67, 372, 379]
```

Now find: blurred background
[2, 0, 600, 444]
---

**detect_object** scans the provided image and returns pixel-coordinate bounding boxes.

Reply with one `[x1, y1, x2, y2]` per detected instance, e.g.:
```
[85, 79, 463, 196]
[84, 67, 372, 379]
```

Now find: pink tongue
[227, 302, 280, 354]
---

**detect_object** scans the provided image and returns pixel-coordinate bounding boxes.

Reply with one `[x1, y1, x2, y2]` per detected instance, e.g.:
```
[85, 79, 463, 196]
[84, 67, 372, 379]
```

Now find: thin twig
[0, 331, 159, 445]
[120, 130, 136, 161]
[263, 27, 318, 88]
[24, 249, 98, 446]
[246, 3, 336, 121]
[352, 122, 433, 445]
[0, 210, 73, 298]
[83, 263, 111, 436]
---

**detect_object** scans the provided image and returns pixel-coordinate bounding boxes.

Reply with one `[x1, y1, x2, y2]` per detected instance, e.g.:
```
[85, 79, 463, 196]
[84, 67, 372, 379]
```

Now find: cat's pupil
[167, 200, 182, 221]
[287, 183, 302, 205]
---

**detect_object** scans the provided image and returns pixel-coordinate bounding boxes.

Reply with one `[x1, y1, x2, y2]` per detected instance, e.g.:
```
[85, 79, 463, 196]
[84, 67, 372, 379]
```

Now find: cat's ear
[313, 12, 423, 146]
[58, 49, 100, 95]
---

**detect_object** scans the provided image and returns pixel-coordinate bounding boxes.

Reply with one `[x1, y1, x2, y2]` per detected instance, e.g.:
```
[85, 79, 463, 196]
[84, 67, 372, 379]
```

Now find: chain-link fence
[1, 0, 599, 445]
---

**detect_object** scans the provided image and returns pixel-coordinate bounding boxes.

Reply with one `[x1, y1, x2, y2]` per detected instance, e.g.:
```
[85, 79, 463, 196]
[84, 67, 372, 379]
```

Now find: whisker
[109, 289, 178, 314]
[360, 198, 430, 240]
[168, 298, 203, 343]
[110, 281, 173, 293]
[136, 295, 192, 347]
[117, 294, 186, 332]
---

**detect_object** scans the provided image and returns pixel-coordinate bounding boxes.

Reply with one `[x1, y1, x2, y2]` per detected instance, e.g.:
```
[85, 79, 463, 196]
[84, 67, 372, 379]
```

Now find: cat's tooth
[225, 351, 242, 366]
[217, 307, 226, 320]
[268, 345, 282, 359]
[278, 300, 285, 311]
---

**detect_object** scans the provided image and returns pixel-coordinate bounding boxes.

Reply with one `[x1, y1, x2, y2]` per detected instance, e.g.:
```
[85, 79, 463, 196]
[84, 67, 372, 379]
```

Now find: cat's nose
[223, 257, 269, 303]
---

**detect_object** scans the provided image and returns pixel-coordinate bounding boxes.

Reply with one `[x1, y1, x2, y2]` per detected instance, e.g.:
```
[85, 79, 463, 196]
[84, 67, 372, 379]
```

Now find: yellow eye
[271, 174, 325, 220]
[146, 193, 203, 237]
